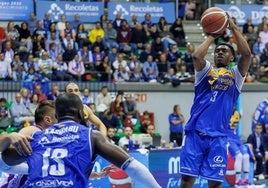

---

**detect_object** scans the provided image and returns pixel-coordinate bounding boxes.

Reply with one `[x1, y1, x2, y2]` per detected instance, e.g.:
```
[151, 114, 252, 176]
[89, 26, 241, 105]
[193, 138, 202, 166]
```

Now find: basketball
[201, 7, 229, 34]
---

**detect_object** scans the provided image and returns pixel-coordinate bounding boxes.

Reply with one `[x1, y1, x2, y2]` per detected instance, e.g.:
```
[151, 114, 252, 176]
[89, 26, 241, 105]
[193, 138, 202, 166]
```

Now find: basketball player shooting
[179, 11, 251, 188]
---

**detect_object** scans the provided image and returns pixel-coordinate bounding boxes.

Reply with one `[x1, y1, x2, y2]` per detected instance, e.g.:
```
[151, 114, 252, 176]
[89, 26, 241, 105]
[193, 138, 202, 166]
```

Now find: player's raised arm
[227, 15, 251, 76]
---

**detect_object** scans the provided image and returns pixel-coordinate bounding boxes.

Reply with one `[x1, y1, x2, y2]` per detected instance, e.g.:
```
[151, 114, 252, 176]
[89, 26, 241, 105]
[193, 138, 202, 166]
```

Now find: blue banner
[216, 4, 268, 26]
[0, 1, 33, 21]
[108, 2, 176, 23]
[90, 149, 208, 188]
[36, 1, 103, 23]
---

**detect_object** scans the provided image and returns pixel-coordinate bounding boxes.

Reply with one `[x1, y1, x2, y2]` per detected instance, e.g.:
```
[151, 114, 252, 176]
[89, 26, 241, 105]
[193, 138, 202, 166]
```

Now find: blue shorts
[228, 137, 247, 158]
[179, 131, 228, 182]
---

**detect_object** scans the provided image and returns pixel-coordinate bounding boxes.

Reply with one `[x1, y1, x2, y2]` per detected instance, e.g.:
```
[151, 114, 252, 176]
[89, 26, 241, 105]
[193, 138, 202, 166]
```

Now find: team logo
[213, 156, 223, 163]
[48, 3, 64, 21]
[38, 136, 50, 145]
[112, 4, 129, 18]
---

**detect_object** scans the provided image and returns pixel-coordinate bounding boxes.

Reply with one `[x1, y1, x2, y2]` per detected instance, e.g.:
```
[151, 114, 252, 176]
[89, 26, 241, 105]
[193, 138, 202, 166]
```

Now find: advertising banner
[36, 1, 103, 23]
[108, 2, 176, 23]
[0, 1, 33, 21]
[216, 4, 268, 26]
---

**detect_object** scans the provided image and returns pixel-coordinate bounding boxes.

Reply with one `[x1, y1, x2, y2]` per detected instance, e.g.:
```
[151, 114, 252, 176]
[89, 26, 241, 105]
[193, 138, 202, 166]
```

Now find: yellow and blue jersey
[185, 61, 245, 137]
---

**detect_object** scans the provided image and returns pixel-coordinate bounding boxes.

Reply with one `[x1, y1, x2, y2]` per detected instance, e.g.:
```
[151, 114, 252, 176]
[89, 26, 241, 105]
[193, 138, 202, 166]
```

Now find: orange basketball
[201, 7, 229, 34]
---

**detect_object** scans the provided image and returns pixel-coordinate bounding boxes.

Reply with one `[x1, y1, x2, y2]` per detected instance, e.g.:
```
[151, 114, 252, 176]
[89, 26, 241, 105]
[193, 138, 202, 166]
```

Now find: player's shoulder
[18, 126, 41, 137]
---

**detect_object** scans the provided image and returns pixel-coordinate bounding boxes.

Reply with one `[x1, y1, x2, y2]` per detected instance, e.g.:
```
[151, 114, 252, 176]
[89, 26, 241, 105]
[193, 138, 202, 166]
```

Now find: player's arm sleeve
[0, 153, 28, 174]
[233, 65, 246, 91]
[121, 157, 161, 188]
[194, 60, 211, 85]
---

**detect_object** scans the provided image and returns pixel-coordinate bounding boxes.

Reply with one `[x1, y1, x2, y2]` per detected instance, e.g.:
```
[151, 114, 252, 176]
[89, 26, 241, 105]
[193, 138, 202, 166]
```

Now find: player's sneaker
[235, 179, 247, 188]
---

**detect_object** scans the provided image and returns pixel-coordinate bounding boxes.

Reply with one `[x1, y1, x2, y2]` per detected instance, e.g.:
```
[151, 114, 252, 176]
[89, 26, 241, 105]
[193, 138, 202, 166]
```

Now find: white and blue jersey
[22, 120, 94, 188]
[185, 61, 245, 137]
[251, 99, 268, 133]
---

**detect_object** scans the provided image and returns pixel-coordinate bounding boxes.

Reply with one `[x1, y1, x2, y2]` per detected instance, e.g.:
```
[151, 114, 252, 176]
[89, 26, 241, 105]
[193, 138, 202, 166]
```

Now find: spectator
[130, 23, 149, 54]
[33, 20, 47, 39]
[37, 51, 53, 80]
[0, 52, 12, 80]
[170, 18, 186, 47]
[43, 12, 52, 32]
[32, 84, 47, 103]
[80, 88, 92, 106]
[104, 21, 119, 50]
[129, 66, 144, 82]
[252, 36, 263, 63]
[11, 53, 25, 81]
[108, 47, 119, 64]
[71, 14, 81, 31]
[18, 22, 32, 52]
[77, 45, 93, 71]
[259, 25, 268, 52]
[245, 26, 257, 52]
[68, 54, 85, 81]
[100, 109, 121, 130]
[257, 16, 267, 34]
[129, 14, 139, 29]
[28, 93, 39, 116]
[23, 67, 42, 83]
[10, 92, 34, 127]
[95, 86, 112, 113]
[46, 31, 62, 55]
[139, 43, 155, 63]
[128, 54, 142, 72]
[62, 33, 78, 52]
[118, 126, 133, 149]
[91, 35, 106, 53]
[151, 36, 165, 61]
[5, 21, 20, 48]
[60, 21, 76, 41]
[76, 23, 90, 49]
[92, 45, 105, 69]
[110, 93, 124, 120]
[89, 22, 105, 45]
[95, 55, 111, 82]
[184, 43, 195, 74]
[159, 25, 177, 52]
[47, 22, 60, 41]
[20, 87, 31, 109]
[2, 41, 14, 64]
[141, 13, 154, 34]
[185, 0, 196, 20]
[62, 43, 77, 63]
[24, 54, 37, 73]
[168, 104, 185, 146]
[52, 54, 72, 81]
[157, 53, 170, 79]
[27, 12, 37, 36]
[112, 13, 123, 31]
[167, 44, 182, 67]
[47, 84, 60, 101]
[117, 20, 132, 54]
[243, 17, 255, 34]
[0, 97, 12, 129]
[112, 53, 130, 74]
[247, 123, 266, 179]
[140, 111, 153, 134]
[56, 14, 67, 32]
[32, 35, 45, 58]
[176, 64, 192, 82]
[249, 56, 261, 81]
[100, 14, 108, 30]
[123, 94, 138, 119]
[113, 64, 129, 82]
[107, 127, 116, 144]
[143, 55, 159, 82]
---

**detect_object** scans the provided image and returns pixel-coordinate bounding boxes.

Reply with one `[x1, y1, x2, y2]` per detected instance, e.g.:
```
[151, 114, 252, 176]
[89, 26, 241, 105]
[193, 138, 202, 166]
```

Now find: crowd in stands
[0, 84, 160, 148]
[0, 9, 194, 85]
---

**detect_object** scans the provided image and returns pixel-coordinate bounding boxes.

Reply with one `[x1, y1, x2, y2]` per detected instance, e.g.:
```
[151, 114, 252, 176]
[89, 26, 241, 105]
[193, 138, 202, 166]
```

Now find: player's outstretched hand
[9, 132, 33, 156]
[89, 165, 114, 179]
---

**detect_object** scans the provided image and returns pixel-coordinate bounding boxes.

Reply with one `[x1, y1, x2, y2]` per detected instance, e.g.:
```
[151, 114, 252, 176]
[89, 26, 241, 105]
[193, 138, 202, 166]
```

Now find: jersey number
[42, 148, 68, 177]
[210, 91, 218, 102]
